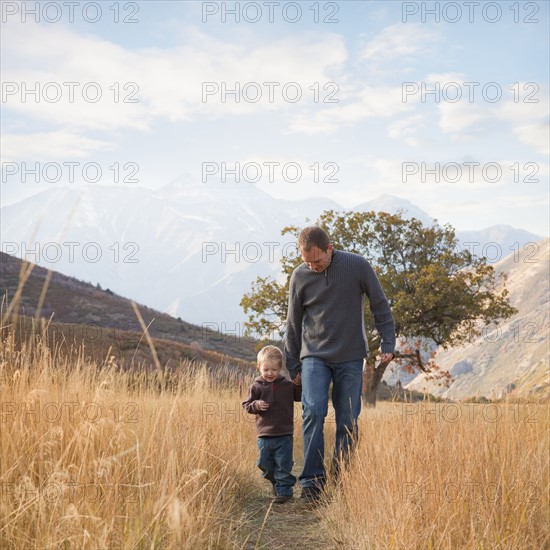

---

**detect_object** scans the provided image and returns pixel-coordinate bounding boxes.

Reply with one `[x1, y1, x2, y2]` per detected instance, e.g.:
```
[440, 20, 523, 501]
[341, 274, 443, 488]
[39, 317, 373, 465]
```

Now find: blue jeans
[257, 435, 296, 497]
[300, 357, 363, 488]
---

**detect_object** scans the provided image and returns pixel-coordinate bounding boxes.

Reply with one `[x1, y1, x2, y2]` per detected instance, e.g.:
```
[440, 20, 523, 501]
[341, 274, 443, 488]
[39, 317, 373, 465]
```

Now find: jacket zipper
[324, 269, 328, 286]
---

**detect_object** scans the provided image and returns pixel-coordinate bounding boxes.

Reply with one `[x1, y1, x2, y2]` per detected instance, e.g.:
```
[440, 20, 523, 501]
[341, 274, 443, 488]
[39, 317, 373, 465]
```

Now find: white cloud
[2, 22, 348, 133]
[432, 82, 549, 155]
[496, 93, 549, 156]
[387, 114, 425, 146]
[432, 193, 550, 233]
[361, 23, 439, 62]
[424, 72, 466, 84]
[513, 122, 549, 156]
[437, 102, 487, 134]
[1, 131, 113, 163]
[288, 85, 411, 134]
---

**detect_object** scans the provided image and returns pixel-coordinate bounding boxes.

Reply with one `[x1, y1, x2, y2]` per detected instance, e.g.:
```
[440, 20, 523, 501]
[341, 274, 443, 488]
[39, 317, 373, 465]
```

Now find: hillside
[4, 314, 256, 378]
[0, 251, 427, 401]
[407, 239, 550, 400]
[0, 251, 258, 363]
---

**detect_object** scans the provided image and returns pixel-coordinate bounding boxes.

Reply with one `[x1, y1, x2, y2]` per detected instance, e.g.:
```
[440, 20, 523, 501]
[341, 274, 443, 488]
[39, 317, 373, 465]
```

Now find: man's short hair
[298, 226, 330, 252]
[257, 345, 283, 369]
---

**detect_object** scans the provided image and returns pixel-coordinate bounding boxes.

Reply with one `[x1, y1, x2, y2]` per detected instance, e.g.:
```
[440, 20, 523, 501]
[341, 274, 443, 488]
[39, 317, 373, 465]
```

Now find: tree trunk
[363, 351, 424, 407]
[362, 358, 391, 408]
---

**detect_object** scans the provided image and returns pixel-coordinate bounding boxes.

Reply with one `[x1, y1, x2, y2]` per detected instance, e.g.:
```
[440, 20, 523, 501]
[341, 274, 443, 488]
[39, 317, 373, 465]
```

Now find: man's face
[301, 244, 333, 272]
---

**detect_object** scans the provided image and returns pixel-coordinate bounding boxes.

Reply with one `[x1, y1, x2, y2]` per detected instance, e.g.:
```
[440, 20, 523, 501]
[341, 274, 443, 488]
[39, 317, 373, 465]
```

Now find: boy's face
[259, 359, 282, 382]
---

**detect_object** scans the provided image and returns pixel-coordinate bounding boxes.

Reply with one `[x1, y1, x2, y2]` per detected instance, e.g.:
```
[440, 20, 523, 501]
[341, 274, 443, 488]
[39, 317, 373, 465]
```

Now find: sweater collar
[322, 248, 341, 272]
[330, 249, 342, 265]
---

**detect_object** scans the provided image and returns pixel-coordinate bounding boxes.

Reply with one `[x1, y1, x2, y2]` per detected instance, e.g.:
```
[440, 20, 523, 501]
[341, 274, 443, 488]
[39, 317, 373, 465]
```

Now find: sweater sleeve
[242, 384, 262, 414]
[293, 382, 302, 402]
[360, 259, 396, 354]
[284, 270, 304, 379]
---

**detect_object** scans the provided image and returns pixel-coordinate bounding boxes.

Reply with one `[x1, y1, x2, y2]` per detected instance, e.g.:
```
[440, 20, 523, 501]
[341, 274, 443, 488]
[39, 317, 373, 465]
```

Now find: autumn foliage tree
[240, 211, 517, 405]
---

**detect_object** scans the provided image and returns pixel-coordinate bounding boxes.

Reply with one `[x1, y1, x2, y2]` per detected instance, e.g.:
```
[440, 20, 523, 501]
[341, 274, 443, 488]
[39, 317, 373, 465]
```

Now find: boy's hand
[257, 400, 269, 411]
[292, 373, 302, 385]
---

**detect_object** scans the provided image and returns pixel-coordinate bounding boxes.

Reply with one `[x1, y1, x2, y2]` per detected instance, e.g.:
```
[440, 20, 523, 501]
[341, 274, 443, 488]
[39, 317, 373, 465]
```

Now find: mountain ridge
[1, 184, 544, 325]
[406, 238, 550, 400]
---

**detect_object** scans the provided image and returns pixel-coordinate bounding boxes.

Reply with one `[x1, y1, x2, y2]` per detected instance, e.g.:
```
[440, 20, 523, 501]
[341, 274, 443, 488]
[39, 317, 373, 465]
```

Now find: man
[284, 226, 395, 502]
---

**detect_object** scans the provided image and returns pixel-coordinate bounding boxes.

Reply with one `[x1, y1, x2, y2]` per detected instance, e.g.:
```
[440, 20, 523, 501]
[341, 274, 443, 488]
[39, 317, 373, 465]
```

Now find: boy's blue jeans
[300, 356, 363, 489]
[257, 435, 296, 497]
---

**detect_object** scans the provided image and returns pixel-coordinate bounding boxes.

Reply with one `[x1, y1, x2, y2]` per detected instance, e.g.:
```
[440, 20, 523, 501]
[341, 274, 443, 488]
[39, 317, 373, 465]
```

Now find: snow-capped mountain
[0, 183, 543, 328]
[353, 194, 435, 226]
[1, 181, 341, 327]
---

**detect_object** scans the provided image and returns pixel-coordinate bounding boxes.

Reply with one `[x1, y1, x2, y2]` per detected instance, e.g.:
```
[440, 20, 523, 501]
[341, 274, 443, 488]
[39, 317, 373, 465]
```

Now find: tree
[241, 211, 517, 406]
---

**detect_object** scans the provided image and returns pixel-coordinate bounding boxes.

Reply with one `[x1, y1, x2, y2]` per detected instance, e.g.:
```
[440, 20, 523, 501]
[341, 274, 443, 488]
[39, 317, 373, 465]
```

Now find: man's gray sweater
[284, 249, 396, 378]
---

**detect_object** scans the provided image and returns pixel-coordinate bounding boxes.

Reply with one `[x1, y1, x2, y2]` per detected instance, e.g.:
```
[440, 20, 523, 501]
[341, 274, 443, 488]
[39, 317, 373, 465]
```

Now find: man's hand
[380, 352, 395, 363]
[292, 373, 302, 385]
[256, 400, 269, 411]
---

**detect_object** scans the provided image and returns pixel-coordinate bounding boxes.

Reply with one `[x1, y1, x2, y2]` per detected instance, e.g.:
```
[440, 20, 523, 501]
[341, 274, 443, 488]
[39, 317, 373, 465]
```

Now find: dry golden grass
[1, 324, 548, 549]
[323, 401, 550, 549]
[0, 328, 258, 549]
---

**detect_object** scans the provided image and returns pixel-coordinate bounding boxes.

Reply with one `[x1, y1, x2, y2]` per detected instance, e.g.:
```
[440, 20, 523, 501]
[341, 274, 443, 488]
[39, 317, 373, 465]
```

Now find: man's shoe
[300, 486, 322, 504]
[273, 495, 292, 504]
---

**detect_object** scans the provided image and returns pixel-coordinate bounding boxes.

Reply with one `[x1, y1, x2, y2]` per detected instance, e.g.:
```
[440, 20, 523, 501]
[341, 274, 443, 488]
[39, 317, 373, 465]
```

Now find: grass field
[1, 327, 548, 549]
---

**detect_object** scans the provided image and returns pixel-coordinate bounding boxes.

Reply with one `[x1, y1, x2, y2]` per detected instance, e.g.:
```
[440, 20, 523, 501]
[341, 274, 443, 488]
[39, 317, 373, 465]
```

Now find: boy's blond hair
[256, 345, 283, 369]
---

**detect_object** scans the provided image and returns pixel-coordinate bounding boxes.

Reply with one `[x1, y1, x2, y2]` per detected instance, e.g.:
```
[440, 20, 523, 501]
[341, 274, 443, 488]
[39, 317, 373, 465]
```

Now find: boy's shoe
[300, 486, 322, 504]
[273, 495, 293, 504]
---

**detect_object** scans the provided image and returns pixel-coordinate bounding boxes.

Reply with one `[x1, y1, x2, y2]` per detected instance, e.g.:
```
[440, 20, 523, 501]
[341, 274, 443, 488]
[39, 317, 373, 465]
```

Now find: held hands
[292, 373, 302, 386]
[256, 400, 269, 411]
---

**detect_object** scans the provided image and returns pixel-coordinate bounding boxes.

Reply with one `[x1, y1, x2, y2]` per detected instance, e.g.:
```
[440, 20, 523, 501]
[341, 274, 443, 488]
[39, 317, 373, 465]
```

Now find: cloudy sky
[1, 0, 549, 235]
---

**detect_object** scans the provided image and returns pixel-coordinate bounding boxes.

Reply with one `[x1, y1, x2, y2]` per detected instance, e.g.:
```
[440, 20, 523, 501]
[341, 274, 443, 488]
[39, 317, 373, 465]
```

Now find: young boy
[242, 345, 302, 504]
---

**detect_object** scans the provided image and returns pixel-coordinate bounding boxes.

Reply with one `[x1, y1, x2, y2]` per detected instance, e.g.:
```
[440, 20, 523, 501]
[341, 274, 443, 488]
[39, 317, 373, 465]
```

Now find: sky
[1, 0, 549, 236]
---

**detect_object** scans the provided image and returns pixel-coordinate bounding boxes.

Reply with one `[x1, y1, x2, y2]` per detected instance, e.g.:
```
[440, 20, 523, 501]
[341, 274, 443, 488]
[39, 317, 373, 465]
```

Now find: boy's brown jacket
[242, 375, 302, 437]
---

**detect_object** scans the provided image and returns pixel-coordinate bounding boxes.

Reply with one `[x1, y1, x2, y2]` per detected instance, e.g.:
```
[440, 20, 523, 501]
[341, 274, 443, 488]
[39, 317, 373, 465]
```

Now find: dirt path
[232, 461, 335, 549]
[233, 490, 333, 549]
